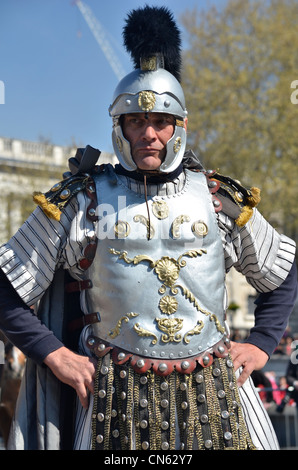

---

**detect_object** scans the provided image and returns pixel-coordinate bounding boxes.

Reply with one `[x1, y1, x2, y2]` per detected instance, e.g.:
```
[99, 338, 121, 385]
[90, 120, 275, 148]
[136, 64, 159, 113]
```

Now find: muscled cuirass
[86, 166, 227, 362]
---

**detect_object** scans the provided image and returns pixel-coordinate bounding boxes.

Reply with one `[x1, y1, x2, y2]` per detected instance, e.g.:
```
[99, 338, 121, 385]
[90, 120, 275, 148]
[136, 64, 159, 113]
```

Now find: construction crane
[75, 0, 126, 81]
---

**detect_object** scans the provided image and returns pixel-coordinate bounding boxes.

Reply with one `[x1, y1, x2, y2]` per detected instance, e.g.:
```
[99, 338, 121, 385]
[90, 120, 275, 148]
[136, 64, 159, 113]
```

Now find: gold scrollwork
[109, 247, 226, 336]
[184, 320, 204, 344]
[133, 214, 155, 240]
[176, 285, 225, 334]
[133, 323, 158, 345]
[138, 91, 156, 112]
[171, 214, 190, 239]
[155, 317, 183, 343]
[109, 312, 139, 339]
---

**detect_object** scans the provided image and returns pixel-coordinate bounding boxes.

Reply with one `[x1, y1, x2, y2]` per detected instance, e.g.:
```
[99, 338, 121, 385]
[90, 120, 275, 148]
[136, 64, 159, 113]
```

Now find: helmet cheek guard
[160, 123, 187, 173]
[112, 123, 137, 172]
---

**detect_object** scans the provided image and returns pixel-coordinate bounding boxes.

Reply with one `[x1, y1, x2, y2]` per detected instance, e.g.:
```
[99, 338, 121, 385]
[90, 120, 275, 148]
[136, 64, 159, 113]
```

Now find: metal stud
[158, 363, 168, 373]
[195, 373, 204, 384]
[180, 382, 187, 391]
[213, 367, 221, 377]
[97, 412, 105, 422]
[142, 441, 149, 450]
[88, 208, 96, 217]
[181, 401, 188, 410]
[161, 421, 169, 430]
[218, 345, 225, 354]
[51, 183, 61, 192]
[137, 359, 145, 368]
[140, 376, 148, 385]
[101, 366, 109, 375]
[218, 390, 226, 399]
[160, 381, 169, 391]
[203, 355, 210, 365]
[140, 398, 148, 408]
[161, 399, 169, 408]
[121, 391, 126, 400]
[224, 431, 232, 441]
[112, 429, 119, 438]
[96, 434, 103, 444]
[200, 414, 209, 424]
[98, 389, 106, 398]
[181, 360, 190, 370]
[60, 189, 70, 200]
[120, 370, 127, 379]
[197, 394, 206, 403]
[161, 442, 169, 450]
[204, 439, 213, 449]
[87, 337, 96, 347]
[221, 410, 230, 419]
[118, 352, 126, 361]
[140, 420, 148, 429]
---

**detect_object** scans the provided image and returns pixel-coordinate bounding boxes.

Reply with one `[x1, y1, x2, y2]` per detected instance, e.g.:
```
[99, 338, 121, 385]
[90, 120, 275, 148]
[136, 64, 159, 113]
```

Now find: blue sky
[0, 0, 227, 154]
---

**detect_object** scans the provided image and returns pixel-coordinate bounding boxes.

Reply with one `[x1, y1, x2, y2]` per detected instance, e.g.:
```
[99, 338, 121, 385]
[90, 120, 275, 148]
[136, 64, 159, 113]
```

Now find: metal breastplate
[86, 167, 227, 363]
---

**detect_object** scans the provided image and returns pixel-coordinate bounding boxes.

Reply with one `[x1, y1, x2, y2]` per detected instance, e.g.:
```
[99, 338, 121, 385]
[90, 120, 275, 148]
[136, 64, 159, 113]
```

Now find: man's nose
[141, 122, 157, 140]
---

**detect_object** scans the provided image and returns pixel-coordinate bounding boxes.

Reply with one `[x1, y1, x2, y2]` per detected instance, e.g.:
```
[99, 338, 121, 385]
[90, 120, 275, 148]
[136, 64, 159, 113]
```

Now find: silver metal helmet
[109, 6, 188, 173]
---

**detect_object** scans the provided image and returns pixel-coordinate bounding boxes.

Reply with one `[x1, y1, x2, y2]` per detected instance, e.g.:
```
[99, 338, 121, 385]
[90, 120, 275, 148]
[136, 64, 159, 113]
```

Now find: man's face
[122, 112, 175, 171]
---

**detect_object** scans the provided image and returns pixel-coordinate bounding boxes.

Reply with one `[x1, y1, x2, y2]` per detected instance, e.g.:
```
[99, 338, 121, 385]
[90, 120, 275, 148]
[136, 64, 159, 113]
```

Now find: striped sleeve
[0, 190, 93, 306]
[218, 208, 296, 293]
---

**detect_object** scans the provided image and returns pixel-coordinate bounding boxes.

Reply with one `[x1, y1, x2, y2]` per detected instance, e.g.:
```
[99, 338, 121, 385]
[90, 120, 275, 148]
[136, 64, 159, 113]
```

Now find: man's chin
[133, 155, 163, 171]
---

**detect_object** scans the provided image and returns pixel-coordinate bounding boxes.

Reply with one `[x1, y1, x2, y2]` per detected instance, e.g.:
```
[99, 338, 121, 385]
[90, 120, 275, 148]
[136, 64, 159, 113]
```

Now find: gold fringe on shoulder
[235, 187, 261, 227]
[247, 187, 261, 207]
[32, 192, 62, 221]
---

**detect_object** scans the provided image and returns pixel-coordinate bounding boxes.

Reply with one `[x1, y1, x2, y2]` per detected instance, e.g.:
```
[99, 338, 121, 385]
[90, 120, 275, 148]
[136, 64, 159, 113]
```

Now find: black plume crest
[123, 5, 182, 82]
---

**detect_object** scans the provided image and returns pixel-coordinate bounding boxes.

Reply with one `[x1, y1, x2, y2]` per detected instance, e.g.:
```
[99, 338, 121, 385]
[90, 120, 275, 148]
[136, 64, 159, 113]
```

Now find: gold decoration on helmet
[173, 137, 182, 154]
[140, 56, 157, 71]
[138, 90, 156, 112]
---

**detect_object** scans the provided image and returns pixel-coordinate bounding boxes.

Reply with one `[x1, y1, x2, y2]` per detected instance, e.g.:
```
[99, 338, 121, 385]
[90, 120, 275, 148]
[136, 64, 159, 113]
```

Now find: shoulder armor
[32, 146, 104, 221]
[33, 174, 92, 221]
[204, 169, 261, 227]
